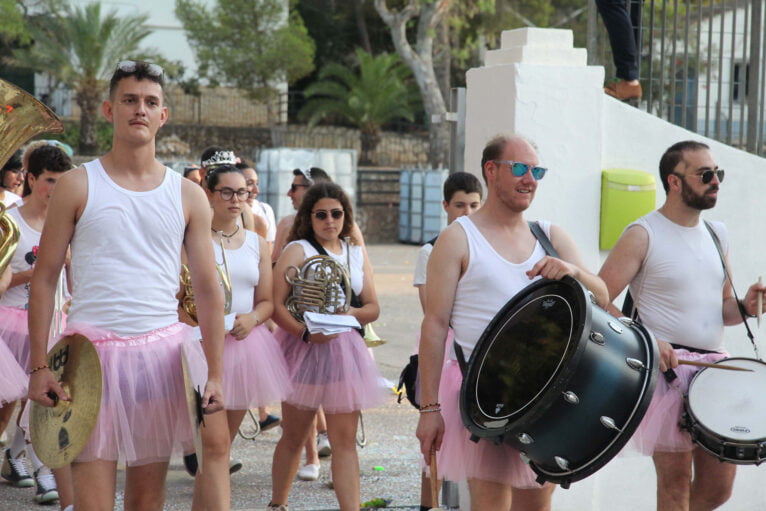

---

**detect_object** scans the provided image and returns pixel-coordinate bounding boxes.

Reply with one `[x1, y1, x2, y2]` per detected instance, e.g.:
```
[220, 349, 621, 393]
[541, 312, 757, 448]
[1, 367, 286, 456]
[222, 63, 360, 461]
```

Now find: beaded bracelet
[419, 402, 440, 410]
[29, 364, 49, 375]
[419, 407, 442, 414]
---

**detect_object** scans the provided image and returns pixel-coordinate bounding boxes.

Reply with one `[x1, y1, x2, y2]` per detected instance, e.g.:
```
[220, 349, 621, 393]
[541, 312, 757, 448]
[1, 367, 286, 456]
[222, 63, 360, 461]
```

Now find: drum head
[688, 358, 766, 441]
[463, 278, 588, 434]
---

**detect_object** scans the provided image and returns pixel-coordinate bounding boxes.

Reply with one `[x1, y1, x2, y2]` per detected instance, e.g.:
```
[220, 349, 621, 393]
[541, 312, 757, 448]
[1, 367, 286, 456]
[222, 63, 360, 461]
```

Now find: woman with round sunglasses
[268, 182, 384, 511]
[201, 165, 292, 471]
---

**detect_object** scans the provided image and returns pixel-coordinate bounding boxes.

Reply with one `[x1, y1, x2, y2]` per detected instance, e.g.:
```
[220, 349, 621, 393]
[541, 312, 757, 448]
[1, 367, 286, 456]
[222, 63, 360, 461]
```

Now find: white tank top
[451, 216, 551, 359]
[67, 159, 185, 336]
[212, 230, 260, 314]
[0, 207, 40, 308]
[287, 239, 364, 299]
[628, 210, 726, 351]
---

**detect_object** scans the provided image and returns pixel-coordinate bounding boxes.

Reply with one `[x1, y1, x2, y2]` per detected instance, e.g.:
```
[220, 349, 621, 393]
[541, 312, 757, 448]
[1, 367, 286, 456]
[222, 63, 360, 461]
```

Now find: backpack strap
[528, 221, 559, 258]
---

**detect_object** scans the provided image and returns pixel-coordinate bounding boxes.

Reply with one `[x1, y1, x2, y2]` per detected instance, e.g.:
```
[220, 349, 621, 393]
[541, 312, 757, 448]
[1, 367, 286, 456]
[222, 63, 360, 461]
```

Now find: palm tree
[300, 48, 419, 165]
[13, 2, 152, 154]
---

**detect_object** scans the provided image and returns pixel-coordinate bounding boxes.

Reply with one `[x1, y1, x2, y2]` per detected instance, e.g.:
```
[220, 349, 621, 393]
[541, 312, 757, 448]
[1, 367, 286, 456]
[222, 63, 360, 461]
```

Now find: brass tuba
[0, 78, 62, 274]
[179, 232, 233, 324]
[285, 255, 351, 323]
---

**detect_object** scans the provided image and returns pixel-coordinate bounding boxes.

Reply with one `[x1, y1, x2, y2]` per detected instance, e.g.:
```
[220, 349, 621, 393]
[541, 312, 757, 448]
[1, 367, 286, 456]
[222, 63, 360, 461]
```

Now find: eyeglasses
[213, 188, 250, 201]
[312, 209, 344, 220]
[290, 183, 310, 193]
[493, 160, 547, 180]
[117, 60, 164, 78]
[674, 168, 725, 184]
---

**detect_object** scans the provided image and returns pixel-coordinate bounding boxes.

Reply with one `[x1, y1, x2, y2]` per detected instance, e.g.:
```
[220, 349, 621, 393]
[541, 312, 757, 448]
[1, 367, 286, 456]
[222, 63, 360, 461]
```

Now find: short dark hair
[108, 60, 164, 98]
[480, 135, 509, 184]
[292, 167, 331, 185]
[205, 163, 244, 190]
[23, 144, 72, 196]
[659, 141, 710, 192]
[444, 172, 483, 203]
[288, 182, 356, 244]
[236, 157, 254, 170]
[0, 149, 23, 191]
[183, 165, 200, 178]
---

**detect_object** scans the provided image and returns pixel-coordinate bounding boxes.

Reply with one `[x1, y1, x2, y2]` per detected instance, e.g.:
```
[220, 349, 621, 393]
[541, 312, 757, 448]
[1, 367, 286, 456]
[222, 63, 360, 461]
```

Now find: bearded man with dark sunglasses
[599, 140, 766, 511]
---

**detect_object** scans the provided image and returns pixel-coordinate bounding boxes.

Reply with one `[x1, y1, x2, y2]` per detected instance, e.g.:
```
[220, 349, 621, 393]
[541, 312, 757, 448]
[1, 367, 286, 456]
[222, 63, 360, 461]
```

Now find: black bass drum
[459, 277, 658, 488]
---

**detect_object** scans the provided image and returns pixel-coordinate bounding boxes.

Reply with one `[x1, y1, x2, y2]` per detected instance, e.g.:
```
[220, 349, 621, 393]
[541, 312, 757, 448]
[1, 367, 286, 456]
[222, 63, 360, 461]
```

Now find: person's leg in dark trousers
[597, 0, 643, 100]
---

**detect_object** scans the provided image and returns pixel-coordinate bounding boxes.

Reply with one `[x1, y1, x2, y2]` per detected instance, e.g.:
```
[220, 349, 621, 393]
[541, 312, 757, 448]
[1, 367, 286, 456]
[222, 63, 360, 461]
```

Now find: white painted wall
[462, 27, 766, 510]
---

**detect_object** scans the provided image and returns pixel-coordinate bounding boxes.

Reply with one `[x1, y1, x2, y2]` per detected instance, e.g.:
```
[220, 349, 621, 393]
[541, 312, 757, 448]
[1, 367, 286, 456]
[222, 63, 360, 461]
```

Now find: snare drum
[459, 277, 658, 487]
[682, 357, 766, 464]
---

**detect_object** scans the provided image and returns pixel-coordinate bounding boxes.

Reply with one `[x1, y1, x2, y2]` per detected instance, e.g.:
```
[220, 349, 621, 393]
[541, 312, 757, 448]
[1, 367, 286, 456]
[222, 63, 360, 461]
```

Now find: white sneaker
[34, 467, 59, 504]
[317, 431, 331, 457]
[296, 463, 320, 481]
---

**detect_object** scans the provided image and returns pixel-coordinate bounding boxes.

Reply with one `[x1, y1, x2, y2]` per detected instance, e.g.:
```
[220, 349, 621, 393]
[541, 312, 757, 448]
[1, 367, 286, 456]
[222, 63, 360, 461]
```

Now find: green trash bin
[600, 169, 656, 250]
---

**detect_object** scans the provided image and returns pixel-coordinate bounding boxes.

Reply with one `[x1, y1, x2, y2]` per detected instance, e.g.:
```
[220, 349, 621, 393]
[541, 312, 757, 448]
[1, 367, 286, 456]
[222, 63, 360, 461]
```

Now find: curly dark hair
[288, 182, 357, 244]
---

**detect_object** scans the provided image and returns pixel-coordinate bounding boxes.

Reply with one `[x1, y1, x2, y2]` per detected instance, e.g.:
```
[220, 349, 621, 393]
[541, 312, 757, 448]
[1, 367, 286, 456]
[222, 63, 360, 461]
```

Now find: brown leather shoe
[604, 80, 642, 101]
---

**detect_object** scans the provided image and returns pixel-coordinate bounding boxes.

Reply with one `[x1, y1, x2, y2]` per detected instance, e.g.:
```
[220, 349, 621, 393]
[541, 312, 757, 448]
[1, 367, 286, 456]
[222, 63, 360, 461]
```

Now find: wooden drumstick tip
[429, 448, 443, 510]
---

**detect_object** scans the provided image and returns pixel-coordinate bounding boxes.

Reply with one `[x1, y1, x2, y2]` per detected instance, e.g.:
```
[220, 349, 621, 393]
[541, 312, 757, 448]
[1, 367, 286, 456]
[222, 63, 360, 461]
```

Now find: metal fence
[590, 0, 766, 155]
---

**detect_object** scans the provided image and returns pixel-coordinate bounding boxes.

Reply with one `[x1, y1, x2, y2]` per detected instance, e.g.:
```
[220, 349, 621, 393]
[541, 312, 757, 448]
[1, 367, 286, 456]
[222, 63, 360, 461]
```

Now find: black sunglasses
[312, 209, 344, 220]
[674, 168, 725, 184]
[290, 183, 310, 193]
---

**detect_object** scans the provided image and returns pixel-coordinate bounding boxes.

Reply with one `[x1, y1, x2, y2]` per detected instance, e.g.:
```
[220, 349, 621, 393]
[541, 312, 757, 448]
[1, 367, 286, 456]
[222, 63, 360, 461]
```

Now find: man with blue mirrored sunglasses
[416, 135, 609, 510]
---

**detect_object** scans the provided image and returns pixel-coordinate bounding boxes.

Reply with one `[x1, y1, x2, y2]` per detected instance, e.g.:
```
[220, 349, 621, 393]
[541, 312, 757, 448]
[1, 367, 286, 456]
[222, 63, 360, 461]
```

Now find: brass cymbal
[182, 342, 205, 474]
[30, 334, 102, 469]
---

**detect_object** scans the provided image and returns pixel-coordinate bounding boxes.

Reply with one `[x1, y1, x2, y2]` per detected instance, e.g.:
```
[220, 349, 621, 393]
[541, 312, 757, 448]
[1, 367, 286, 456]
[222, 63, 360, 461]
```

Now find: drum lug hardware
[619, 317, 635, 327]
[554, 456, 570, 470]
[587, 291, 596, 304]
[519, 452, 531, 464]
[589, 331, 605, 345]
[600, 416, 621, 431]
[562, 391, 579, 404]
[517, 432, 534, 444]
[469, 434, 480, 444]
[608, 321, 623, 334]
[626, 357, 646, 371]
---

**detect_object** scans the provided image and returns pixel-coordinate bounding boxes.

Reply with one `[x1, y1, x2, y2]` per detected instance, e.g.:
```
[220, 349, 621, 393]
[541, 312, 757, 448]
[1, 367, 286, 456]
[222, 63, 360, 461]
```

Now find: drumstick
[430, 448, 444, 510]
[677, 360, 753, 372]
[757, 275, 763, 327]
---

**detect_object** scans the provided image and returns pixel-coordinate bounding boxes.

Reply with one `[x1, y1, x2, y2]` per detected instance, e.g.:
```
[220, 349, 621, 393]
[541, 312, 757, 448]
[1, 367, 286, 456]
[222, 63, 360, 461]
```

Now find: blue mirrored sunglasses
[493, 160, 548, 180]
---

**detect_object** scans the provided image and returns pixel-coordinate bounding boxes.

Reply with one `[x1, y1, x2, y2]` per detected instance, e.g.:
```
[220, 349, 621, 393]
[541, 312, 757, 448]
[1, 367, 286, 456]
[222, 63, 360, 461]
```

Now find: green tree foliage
[0, 0, 28, 43]
[12, 2, 154, 154]
[176, 0, 315, 111]
[300, 49, 417, 165]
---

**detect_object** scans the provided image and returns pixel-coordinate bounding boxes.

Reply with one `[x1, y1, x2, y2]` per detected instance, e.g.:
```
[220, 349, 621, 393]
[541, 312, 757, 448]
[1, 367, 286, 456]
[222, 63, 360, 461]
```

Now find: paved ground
[1, 243, 427, 511]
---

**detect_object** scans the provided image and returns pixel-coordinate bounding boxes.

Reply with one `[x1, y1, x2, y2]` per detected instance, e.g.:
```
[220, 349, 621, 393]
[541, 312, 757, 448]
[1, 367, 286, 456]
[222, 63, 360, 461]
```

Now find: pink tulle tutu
[436, 360, 542, 489]
[275, 327, 386, 413]
[0, 305, 31, 370]
[0, 337, 27, 405]
[223, 324, 292, 409]
[62, 322, 201, 466]
[626, 348, 729, 455]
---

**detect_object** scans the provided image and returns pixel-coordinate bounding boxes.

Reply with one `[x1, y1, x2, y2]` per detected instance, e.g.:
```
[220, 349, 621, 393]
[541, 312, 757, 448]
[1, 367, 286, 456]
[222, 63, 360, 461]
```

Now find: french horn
[285, 255, 351, 323]
[179, 232, 233, 324]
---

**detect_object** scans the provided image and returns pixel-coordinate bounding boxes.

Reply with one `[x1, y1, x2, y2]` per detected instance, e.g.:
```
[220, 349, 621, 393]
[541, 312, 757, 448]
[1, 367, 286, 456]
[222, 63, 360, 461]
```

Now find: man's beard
[681, 178, 717, 210]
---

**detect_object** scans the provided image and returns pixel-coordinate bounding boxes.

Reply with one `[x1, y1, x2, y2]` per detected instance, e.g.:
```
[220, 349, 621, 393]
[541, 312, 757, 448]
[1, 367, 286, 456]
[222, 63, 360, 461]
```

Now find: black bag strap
[426, 234, 439, 247]
[703, 221, 759, 359]
[453, 221, 561, 375]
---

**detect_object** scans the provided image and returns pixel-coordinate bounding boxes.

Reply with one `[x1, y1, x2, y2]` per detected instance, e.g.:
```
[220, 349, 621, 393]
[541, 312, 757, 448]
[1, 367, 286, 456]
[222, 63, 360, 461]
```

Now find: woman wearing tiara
[268, 182, 385, 511]
[202, 164, 291, 472]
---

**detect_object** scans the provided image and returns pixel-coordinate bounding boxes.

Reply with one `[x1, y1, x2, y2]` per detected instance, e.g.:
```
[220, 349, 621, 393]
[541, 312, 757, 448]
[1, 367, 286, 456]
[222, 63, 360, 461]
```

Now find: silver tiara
[201, 150, 237, 168]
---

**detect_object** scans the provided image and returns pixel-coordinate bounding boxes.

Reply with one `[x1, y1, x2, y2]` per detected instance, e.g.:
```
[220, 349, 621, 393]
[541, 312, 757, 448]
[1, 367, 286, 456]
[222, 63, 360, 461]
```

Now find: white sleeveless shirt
[0, 207, 41, 308]
[67, 159, 185, 336]
[451, 216, 551, 359]
[213, 230, 260, 314]
[628, 210, 727, 352]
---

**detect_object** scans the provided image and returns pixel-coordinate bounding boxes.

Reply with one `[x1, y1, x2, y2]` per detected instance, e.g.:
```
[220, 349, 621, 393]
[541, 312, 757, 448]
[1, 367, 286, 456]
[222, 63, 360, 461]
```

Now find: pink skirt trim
[275, 327, 386, 413]
[62, 322, 200, 466]
[0, 337, 27, 405]
[223, 324, 292, 409]
[437, 361, 541, 489]
[626, 349, 728, 455]
[0, 305, 31, 370]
